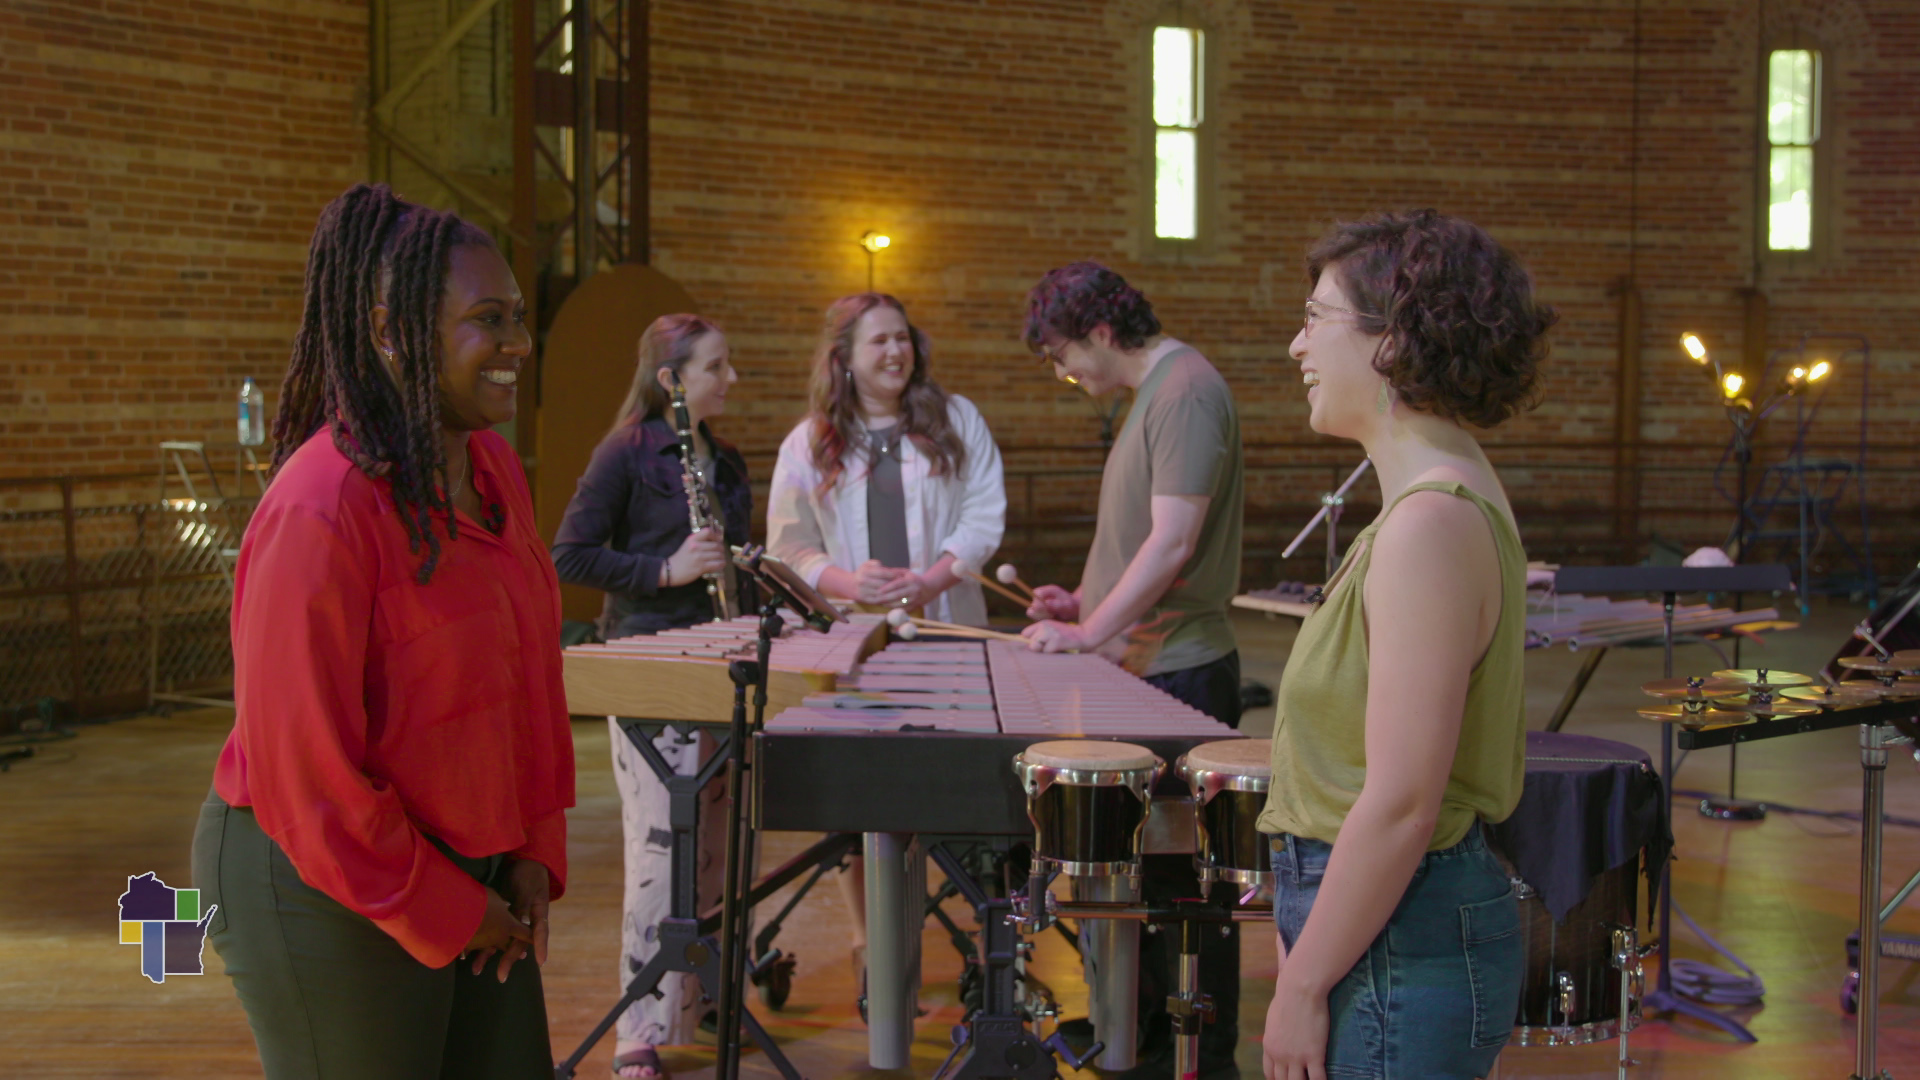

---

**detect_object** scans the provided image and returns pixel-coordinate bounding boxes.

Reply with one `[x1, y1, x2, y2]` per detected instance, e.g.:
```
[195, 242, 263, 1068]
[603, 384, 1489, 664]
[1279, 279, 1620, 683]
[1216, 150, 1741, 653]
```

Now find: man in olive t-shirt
[1020, 261, 1245, 1080]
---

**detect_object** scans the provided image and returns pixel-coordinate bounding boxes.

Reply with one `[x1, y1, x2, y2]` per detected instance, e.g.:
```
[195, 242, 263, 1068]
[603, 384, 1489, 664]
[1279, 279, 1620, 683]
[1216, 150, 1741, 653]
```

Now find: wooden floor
[5, 602, 1918, 1078]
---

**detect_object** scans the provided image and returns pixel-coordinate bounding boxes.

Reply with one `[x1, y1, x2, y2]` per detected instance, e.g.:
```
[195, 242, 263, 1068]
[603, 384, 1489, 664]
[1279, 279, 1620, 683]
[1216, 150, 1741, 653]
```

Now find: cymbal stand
[1702, 592, 1768, 821]
[1644, 590, 1758, 1043]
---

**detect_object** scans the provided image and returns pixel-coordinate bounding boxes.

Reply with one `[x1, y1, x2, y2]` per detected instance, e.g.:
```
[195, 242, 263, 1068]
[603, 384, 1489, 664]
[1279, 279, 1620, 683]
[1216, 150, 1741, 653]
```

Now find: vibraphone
[752, 634, 1242, 1071]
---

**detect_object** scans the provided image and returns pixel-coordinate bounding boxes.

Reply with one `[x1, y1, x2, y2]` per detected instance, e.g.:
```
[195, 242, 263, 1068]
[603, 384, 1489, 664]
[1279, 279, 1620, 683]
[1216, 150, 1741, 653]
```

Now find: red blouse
[214, 428, 575, 968]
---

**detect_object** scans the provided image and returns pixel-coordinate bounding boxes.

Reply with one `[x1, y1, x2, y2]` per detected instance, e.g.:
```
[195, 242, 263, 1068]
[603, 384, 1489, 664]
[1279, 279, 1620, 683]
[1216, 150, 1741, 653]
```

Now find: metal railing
[0, 465, 257, 731]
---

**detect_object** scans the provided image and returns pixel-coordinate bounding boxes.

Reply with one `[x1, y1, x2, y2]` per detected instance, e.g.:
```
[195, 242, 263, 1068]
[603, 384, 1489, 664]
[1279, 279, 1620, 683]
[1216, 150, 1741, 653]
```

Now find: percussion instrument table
[1675, 693, 1920, 1078]
[754, 635, 1241, 1070]
[1234, 586, 1786, 733]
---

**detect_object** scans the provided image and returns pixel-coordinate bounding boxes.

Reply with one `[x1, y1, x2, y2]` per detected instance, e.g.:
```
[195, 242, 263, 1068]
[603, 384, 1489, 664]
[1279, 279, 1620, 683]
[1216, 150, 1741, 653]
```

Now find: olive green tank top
[1254, 480, 1528, 850]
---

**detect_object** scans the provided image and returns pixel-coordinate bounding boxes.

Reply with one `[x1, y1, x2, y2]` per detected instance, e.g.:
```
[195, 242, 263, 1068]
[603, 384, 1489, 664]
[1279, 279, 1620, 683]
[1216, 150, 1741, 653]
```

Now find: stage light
[1680, 333, 1709, 363]
[1809, 359, 1832, 382]
[1721, 372, 1745, 398]
[860, 231, 891, 254]
[1791, 365, 1808, 382]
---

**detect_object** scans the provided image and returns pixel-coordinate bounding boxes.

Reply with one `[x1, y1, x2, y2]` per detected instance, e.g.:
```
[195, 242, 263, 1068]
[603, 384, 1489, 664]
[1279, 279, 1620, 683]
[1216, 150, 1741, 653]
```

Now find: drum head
[1022, 739, 1157, 771]
[1183, 737, 1272, 777]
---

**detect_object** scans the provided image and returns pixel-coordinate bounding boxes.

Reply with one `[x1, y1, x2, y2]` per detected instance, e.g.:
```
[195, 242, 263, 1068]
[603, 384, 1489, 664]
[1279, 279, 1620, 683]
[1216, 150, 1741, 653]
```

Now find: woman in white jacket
[767, 292, 1005, 627]
[768, 292, 1006, 987]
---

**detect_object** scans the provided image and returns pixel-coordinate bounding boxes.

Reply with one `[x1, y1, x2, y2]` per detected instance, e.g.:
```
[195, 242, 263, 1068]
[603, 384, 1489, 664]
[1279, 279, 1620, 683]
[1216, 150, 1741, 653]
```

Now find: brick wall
[4, 0, 1914, 585]
[0, 0, 366, 485]
[631, 0, 1918, 582]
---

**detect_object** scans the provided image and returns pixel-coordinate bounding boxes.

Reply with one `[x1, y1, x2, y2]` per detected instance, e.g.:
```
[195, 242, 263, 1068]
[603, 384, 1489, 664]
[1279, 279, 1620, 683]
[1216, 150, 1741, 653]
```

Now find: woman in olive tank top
[1256, 211, 1557, 1080]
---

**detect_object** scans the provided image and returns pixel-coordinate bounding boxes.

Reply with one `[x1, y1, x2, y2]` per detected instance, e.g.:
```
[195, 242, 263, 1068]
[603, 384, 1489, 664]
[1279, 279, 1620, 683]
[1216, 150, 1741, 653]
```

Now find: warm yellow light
[860, 231, 891, 253]
[1722, 372, 1745, 398]
[1680, 333, 1708, 363]
[1790, 365, 1808, 381]
[1809, 359, 1832, 381]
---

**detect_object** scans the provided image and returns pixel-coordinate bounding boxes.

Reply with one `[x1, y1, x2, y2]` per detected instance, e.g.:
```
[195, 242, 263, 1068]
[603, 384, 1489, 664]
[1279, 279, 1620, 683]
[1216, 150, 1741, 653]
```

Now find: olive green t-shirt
[1255, 481, 1529, 850]
[1079, 347, 1243, 677]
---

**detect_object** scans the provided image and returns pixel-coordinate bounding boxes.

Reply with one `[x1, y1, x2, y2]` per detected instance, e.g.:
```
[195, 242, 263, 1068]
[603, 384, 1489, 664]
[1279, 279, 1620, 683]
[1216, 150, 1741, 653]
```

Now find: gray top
[865, 424, 912, 570]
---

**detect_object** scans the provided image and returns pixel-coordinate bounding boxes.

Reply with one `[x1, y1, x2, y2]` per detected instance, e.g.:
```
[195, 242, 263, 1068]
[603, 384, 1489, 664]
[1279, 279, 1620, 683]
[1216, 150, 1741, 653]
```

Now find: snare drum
[1176, 738, 1273, 886]
[1013, 740, 1162, 876]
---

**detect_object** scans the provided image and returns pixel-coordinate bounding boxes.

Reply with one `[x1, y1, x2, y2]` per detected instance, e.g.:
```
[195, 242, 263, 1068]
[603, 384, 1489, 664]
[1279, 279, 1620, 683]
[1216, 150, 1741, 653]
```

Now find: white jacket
[767, 394, 1006, 626]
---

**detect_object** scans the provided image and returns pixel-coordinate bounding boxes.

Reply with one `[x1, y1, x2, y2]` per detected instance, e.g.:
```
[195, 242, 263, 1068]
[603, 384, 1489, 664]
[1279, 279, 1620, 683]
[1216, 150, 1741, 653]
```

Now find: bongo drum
[1013, 740, 1162, 877]
[1176, 738, 1273, 886]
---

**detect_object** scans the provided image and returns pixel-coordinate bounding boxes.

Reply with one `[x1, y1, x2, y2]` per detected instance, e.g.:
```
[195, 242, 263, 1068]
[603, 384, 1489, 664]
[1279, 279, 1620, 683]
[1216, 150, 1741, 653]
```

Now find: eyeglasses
[1037, 341, 1072, 367]
[1303, 298, 1366, 335]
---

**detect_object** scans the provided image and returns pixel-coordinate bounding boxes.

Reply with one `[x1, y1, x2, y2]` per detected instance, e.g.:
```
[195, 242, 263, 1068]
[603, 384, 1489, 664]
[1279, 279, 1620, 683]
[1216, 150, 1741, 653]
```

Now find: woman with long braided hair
[191, 183, 574, 1079]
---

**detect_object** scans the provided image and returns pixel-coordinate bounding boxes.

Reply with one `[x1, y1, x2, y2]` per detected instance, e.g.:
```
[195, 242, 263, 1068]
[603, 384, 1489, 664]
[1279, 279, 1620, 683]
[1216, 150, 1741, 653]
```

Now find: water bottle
[237, 377, 264, 446]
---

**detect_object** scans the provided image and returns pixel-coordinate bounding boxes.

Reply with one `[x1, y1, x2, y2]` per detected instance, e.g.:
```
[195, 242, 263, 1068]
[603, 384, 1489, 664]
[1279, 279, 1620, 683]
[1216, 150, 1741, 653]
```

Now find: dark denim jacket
[551, 415, 754, 638]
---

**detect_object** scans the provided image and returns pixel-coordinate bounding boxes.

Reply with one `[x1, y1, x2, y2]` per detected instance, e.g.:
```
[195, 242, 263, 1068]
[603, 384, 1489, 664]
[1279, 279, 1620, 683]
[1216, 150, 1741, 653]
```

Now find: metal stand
[1851, 721, 1899, 1080]
[1079, 875, 1140, 1071]
[556, 603, 813, 1080]
[1169, 907, 1217, 1080]
[1701, 591, 1768, 820]
[1641, 591, 1759, 1043]
[1281, 458, 1372, 580]
[929, 843, 1100, 1080]
[553, 711, 804, 1079]
[714, 606, 786, 1079]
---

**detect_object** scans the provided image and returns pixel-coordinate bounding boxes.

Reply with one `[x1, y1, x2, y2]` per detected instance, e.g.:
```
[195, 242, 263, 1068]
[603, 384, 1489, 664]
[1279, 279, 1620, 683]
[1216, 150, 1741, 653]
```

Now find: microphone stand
[1282, 459, 1372, 581]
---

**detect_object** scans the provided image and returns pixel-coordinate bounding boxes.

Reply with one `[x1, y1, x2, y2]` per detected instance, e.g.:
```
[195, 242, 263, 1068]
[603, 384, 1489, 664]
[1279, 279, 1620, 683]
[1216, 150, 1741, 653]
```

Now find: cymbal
[1641, 677, 1746, 700]
[1782, 683, 1886, 707]
[1637, 705, 1756, 729]
[1711, 668, 1814, 690]
[1837, 655, 1920, 676]
[1711, 695, 1821, 719]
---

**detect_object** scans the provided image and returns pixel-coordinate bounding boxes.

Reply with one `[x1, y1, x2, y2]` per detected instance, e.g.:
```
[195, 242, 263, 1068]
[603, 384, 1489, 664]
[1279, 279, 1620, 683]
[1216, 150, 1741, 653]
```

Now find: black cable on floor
[1671, 788, 1920, 830]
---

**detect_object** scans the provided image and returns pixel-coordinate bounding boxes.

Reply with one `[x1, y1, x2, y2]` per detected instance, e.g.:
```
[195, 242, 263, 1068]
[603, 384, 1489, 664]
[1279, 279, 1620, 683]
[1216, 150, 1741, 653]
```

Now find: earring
[1376, 382, 1391, 414]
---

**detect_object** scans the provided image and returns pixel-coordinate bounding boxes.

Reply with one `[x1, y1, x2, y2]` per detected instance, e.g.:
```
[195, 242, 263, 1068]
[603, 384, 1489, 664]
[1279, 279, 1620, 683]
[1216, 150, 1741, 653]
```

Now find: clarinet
[669, 377, 738, 621]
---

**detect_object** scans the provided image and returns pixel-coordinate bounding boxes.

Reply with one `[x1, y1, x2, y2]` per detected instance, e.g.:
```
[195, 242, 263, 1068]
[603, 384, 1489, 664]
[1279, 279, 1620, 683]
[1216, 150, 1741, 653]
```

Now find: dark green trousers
[191, 792, 552, 1080]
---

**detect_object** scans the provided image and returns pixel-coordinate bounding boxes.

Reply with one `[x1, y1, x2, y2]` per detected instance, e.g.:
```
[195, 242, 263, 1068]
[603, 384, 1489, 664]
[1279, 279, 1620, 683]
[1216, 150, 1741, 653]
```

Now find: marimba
[560, 622, 1243, 1072]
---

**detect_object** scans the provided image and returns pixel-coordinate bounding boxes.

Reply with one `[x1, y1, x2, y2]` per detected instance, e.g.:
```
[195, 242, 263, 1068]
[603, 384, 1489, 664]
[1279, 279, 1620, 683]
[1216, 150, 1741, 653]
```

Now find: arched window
[1765, 48, 1820, 252]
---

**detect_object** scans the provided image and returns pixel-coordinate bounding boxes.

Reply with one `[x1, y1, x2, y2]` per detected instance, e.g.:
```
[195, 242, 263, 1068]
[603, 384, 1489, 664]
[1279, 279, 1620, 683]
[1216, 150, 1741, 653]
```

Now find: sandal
[612, 1047, 668, 1079]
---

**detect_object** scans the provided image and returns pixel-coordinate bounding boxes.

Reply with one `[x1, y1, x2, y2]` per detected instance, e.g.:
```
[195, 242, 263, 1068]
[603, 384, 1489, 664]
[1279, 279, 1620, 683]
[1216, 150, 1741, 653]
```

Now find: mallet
[951, 558, 1032, 608]
[885, 606, 1028, 643]
[994, 563, 1039, 603]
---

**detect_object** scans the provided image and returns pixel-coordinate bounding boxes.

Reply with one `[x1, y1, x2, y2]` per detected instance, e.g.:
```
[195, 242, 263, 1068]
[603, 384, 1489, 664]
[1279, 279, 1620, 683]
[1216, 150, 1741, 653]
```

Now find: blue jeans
[1270, 824, 1521, 1079]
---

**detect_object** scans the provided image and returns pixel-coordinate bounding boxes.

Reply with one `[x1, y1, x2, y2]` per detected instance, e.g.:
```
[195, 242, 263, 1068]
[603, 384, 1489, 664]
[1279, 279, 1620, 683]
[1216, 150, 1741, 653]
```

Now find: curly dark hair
[272, 183, 498, 583]
[1022, 261, 1162, 353]
[1307, 209, 1555, 428]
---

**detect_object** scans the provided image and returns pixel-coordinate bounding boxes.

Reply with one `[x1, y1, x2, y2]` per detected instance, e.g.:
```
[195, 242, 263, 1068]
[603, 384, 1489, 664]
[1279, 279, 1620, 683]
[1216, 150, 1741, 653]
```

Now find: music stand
[1553, 565, 1793, 1045]
[707, 548, 843, 1079]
